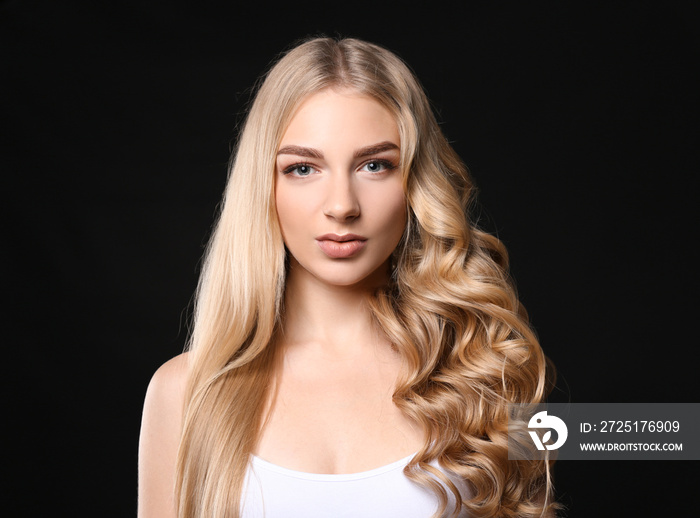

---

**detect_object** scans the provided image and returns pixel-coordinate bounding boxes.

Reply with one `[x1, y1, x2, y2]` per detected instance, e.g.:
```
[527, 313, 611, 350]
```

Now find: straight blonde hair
[177, 37, 557, 517]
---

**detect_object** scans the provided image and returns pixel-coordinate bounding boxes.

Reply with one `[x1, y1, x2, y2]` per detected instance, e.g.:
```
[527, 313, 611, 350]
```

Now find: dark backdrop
[2, 1, 697, 516]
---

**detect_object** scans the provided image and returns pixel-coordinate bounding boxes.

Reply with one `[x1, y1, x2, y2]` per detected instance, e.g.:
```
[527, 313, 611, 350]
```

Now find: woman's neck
[279, 258, 391, 358]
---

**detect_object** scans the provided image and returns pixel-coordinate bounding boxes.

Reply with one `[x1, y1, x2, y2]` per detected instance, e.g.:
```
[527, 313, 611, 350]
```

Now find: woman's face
[275, 88, 406, 288]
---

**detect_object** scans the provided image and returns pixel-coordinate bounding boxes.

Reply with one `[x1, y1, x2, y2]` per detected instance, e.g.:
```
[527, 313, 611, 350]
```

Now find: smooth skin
[138, 353, 188, 517]
[137, 89, 423, 516]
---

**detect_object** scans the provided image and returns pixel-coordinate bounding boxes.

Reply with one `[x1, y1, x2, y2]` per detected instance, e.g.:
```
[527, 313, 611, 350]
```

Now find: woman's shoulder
[138, 352, 190, 517]
[148, 352, 190, 391]
[142, 352, 190, 423]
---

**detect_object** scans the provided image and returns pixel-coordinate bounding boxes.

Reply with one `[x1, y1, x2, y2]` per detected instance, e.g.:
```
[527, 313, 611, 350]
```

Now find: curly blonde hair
[176, 37, 557, 517]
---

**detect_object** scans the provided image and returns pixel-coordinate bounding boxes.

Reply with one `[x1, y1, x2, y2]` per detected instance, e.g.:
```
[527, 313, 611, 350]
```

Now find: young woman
[139, 37, 557, 518]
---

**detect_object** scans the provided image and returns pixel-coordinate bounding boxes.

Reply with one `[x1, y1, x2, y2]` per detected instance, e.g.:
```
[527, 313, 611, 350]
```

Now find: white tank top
[241, 452, 471, 517]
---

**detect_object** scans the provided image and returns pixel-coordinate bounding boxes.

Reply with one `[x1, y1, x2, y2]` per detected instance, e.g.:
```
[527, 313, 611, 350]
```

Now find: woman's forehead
[279, 89, 400, 152]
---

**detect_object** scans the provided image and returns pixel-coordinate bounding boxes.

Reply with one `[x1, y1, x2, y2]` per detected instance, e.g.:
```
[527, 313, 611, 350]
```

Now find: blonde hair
[177, 37, 557, 517]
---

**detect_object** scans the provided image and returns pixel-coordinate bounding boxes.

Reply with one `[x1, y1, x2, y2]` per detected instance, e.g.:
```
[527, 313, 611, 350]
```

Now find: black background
[2, 1, 698, 516]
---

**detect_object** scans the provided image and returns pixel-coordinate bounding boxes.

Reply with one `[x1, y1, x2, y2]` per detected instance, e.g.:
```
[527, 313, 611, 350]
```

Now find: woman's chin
[291, 260, 392, 290]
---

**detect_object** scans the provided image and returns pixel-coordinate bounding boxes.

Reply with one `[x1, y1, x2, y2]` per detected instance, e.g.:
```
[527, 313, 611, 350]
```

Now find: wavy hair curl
[176, 37, 557, 518]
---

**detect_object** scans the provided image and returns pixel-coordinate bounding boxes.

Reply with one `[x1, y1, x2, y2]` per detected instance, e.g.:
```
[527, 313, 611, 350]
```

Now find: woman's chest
[255, 357, 424, 474]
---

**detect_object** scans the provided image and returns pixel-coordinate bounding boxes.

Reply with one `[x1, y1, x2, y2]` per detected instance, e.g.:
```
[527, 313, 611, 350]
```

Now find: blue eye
[284, 164, 316, 176]
[360, 160, 395, 174]
[294, 165, 312, 176]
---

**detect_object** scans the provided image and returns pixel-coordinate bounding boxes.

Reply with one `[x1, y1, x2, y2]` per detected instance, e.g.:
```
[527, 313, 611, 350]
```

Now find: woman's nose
[323, 174, 360, 221]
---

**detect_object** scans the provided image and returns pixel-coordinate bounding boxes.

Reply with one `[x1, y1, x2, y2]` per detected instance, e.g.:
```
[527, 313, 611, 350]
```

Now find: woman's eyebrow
[277, 145, 323, 158]
[276, 141, 399, 159]
[353, 141, 399, 158]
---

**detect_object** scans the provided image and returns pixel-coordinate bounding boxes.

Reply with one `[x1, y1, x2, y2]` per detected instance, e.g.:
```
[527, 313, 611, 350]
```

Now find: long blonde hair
[177, 37, 557, 517]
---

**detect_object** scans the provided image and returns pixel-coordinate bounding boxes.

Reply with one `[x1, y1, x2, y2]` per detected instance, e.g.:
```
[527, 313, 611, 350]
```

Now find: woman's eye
[360, 160, 394, 173]
[284, 164, 316, 176]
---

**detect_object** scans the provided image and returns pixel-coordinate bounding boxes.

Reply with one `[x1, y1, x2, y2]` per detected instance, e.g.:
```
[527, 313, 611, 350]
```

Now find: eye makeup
[282, 163, 318, 176]
[280, 157, 398, 178]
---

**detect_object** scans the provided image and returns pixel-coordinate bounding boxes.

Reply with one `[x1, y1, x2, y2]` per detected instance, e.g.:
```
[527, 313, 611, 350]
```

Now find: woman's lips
[316, 234, 367, 258]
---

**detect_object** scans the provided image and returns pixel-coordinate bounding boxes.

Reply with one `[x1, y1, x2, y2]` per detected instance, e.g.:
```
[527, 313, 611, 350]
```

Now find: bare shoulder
[138, 352, 191, 518]
[141, 353, 190, 433]
[145, 352, 190, 406]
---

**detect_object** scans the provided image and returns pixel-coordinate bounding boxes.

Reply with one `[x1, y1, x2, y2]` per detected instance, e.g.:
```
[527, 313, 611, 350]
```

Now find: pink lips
[316, 233, 367, 258]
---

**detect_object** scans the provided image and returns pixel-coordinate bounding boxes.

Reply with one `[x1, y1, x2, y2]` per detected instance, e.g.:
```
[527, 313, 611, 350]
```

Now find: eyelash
[282, 159, 397, 177]
[360, 159, 397, 174]
[282, 162, 316, 176]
